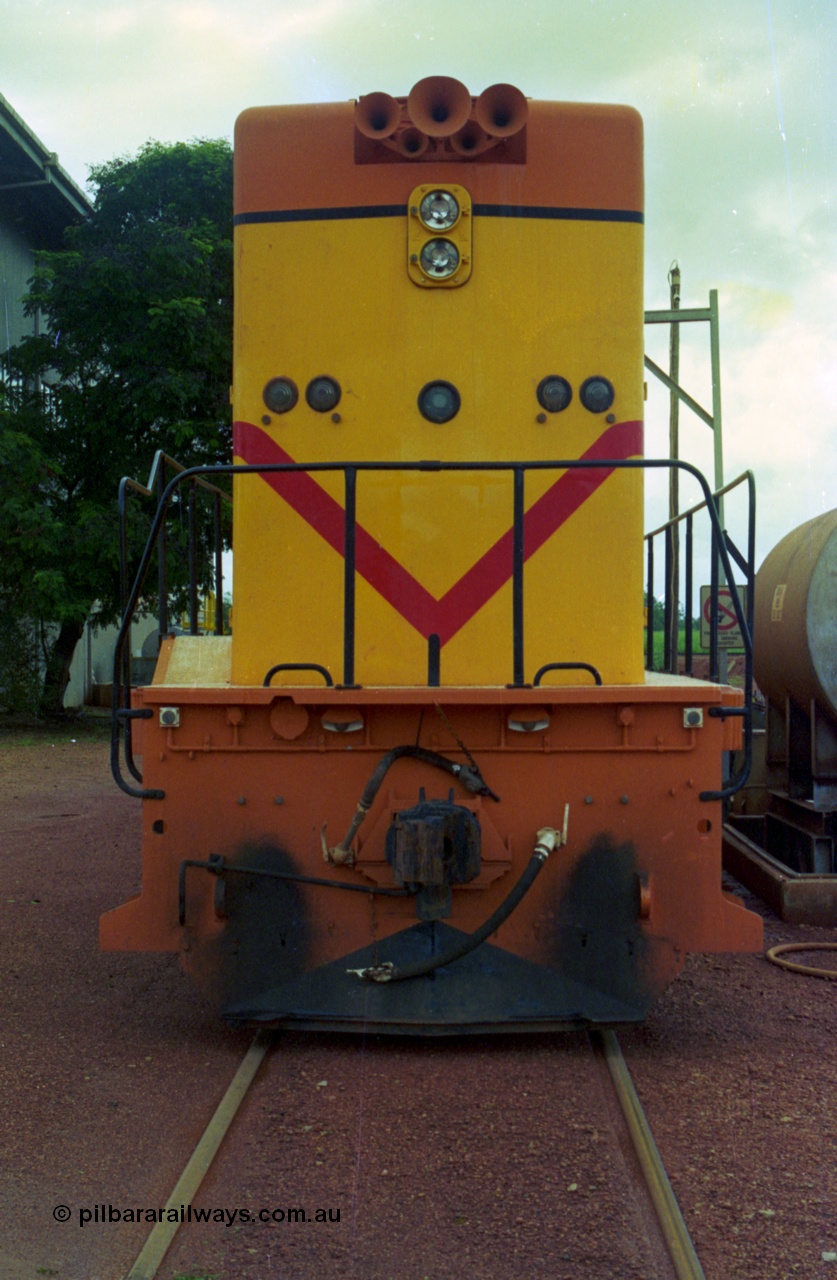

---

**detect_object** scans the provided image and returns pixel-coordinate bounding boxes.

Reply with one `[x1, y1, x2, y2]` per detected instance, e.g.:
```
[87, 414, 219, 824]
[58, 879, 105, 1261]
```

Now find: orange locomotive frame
[102, 79, 762, 1031]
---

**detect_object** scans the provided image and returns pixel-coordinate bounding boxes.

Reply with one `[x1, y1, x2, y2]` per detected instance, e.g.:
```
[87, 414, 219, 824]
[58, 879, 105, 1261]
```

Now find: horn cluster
[355, 77, 528, 163]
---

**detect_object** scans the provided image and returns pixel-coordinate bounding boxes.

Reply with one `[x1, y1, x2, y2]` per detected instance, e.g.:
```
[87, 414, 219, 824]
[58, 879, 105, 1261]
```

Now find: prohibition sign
[699, 585, 748, 650]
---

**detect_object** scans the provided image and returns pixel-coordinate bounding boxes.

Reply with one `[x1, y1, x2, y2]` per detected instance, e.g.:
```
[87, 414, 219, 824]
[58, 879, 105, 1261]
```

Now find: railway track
[123, 1029, 704, 1280]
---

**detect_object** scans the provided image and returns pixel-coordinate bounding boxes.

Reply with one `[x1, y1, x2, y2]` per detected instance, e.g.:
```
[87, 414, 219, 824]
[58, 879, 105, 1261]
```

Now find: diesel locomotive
[103, 78, 763, 1032]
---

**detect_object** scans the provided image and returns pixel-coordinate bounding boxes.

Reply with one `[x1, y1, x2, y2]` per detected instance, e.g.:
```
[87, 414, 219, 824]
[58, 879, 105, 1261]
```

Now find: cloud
[1, 0, 831, 567]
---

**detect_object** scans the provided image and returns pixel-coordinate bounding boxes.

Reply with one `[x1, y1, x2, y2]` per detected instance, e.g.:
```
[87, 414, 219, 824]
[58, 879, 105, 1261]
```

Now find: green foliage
[0, 608, 43, 714]
[0, 138, 233, 714]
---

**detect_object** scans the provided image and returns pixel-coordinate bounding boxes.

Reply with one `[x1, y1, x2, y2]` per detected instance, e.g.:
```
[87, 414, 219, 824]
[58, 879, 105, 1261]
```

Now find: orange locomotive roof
[234, 99, 643, 219]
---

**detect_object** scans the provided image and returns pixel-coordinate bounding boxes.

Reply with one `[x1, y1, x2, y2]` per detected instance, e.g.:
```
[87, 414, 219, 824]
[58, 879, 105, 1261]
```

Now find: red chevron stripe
[233, 419, 643, 644]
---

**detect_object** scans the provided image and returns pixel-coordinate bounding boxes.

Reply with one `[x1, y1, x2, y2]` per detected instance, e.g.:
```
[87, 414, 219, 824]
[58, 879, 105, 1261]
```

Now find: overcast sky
[2, 0, 834, 573]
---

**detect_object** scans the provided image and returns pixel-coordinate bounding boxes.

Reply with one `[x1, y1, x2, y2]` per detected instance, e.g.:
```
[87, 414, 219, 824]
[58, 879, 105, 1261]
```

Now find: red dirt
[1, 724, 835, 1280]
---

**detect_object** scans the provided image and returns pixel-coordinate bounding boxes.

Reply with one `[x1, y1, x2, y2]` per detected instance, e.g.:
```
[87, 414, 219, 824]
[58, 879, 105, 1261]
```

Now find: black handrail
[643, 470, 756, 802]
[111, 455, 753, 805]
[113, 451, 230, 798]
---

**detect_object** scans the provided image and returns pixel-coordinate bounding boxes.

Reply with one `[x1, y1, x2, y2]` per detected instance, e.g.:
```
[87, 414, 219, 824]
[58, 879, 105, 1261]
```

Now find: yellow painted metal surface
[231, 108, 645, 689]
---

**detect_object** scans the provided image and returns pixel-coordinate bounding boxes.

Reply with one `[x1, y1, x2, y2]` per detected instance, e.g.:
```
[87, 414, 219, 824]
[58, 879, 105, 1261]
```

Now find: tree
[0, 138, 233, 716]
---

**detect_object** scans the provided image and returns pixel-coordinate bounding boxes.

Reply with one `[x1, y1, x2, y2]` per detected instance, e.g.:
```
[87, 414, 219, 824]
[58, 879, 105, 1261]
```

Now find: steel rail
[122, 1029, 273, 1280]
[593, 1030, 706, 1280]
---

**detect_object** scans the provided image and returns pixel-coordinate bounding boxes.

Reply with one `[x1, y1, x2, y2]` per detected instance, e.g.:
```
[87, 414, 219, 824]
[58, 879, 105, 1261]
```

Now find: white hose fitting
[533, 805, 570, 860]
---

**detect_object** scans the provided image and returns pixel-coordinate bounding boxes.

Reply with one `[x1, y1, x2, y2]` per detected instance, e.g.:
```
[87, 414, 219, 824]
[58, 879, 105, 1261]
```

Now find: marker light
[537, 376, 572, 414]
[420, 238, 460, 279]
[263, 377, 298, 414]
[419, 190, 460, 230]
[306, 376, 341, 412]
[321, 708, 364, 733]
[508, 707, 551, 733]
[418, 381, 461, 424]
[580, 376, 615, 414]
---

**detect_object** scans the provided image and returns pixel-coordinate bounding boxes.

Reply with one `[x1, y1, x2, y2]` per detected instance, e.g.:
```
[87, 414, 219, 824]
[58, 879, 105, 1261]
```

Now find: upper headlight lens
[420, 238, 460, 279]
[263, 377, 298, 414]
[419, 190, 460, 230]
[580, 376, 615, 414]
[537, 376, 572, 414]
[306, 376, 341, 412]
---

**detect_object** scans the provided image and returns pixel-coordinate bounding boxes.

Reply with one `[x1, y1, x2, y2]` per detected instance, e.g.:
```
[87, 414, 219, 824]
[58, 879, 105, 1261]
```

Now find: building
[0, 92, 91, 355]
[0, 96, 157, 709]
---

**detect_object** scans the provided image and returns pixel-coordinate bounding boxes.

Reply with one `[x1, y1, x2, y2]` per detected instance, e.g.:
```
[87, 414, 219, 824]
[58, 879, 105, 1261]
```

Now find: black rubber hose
[329, 744, 495, 860]
[355, 839, 553, 983]
[361, 744, 493, 808]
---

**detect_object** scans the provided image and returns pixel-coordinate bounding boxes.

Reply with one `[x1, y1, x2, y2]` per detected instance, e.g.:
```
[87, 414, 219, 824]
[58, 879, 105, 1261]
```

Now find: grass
[0, 708, 112, 747]
[645, 625, 702, 668]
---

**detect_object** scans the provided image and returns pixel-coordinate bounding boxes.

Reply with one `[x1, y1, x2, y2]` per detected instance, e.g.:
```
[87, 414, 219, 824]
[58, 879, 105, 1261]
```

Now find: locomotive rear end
[101, 79, 763, 1031]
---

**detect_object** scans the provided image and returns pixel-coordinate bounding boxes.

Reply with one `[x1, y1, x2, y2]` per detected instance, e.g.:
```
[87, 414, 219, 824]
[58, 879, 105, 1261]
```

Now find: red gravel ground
[1, 722, 836, 1280]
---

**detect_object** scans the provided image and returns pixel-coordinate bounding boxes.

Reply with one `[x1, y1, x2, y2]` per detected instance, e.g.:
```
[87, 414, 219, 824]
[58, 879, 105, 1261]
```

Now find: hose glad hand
[533, 805, 570, 861]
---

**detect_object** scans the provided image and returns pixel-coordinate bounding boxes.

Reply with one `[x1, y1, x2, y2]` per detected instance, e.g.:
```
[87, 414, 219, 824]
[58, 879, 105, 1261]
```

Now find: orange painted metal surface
[102, 677, 761, 1018]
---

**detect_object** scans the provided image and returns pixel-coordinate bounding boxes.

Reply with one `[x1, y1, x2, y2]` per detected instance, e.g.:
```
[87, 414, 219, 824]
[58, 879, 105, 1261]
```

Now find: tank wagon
[103, 78, 762, 1032]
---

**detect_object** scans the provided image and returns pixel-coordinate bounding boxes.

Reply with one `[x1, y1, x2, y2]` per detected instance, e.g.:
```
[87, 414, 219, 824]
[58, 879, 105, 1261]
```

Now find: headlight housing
[580, 376, 615, 414]
[537, 376, 573, 414]
[419, 190, 460, 230]
[418, 380, 461, 424]
[263, 377, 298, 414]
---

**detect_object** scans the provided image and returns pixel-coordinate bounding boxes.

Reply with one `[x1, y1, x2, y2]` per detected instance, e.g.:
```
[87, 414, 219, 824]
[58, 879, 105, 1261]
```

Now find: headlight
[263, 377, 298, 414]
[419, 238, 460, 279]
[408, 183, 472, 289]
[537, 376, 572, 414]
[580, 376, 615, 414]
[419, 190, 460, 230]
[418, 381, 461, 424]
[306, 376, 341, 412]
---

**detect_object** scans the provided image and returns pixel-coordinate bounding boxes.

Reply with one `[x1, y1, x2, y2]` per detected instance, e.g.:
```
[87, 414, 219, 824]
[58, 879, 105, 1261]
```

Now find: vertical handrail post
[214, 494, 224, 635]
[156, 460, 169, 642]
[663, 523, 673, 673]
[512, 467, 525, 686]
[667, 263, 681, 675]
[188, 479, 198, 634]
[343, 467, 357, 687]
[646, 535, 655, 672]
[684, 513, 694, 676]
[709, 518, 720, 683]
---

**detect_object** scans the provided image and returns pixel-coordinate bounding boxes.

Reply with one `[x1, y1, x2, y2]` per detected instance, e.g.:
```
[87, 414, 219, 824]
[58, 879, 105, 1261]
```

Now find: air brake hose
[349, 825, 563, 984]
[323, 744, 497, 865]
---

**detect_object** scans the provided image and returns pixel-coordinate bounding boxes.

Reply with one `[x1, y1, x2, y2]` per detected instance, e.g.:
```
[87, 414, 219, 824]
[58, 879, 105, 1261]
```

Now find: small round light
[263, 377, 298, 414]
[420, 238, 460, 279]
[537, 376, 572, 414]
[508, 707, 551, 733]
[306, 376, 341, 413]
[580, 376, 615, 414]
[419, 190, 460, 230]
[418, 380, 461, 424]
[321, 707, 364, 733]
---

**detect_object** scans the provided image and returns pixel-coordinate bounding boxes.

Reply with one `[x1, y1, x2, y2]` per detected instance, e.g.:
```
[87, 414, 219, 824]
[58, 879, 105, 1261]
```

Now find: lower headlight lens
[418, 380, 461, 423]
[537, 376, 572, 414]
[306, 376, 341, 412]
[580, 376, 615, 414]
[420, 238, 460, 279]
[263, 377, 298, 414]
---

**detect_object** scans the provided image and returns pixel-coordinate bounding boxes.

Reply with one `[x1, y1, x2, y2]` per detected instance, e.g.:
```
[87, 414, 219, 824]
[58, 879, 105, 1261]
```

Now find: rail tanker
[103, 78, 763, 1032]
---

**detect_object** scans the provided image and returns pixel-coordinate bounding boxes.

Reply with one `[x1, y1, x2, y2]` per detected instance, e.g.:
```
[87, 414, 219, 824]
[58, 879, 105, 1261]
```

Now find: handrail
[644, 470, 755, 803]
[644, 470, 754, 540]
[111, 454, 752, 805]
[113, 452, 231, 795]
